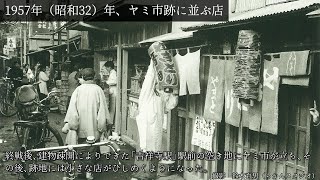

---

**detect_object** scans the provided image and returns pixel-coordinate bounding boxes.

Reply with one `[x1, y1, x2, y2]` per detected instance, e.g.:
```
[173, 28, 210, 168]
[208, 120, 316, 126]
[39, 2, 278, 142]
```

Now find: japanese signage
[191, 116, 215, 151]
[7, 37, 16, 48]
[203, 57, 225, 122]
[2, 0, 228, 21]
[32, 21, 66, 34]
[3, 45, 10, 56]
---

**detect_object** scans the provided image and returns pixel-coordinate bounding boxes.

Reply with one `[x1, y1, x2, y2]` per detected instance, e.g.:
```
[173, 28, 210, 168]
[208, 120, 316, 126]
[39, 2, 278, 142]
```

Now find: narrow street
[0, 112, 135, 180]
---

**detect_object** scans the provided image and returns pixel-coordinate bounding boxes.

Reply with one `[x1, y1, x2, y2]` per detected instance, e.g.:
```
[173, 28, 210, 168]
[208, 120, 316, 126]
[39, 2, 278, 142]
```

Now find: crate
[56, 80, 62, 86]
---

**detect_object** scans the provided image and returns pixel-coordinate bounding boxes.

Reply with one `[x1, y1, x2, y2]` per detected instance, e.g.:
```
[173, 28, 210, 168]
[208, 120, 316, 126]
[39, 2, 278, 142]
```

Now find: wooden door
[224, 86, 312, 179]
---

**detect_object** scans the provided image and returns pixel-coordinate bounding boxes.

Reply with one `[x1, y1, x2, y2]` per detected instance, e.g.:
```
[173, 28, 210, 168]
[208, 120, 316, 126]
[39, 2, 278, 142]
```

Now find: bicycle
[0, 77, 19, 116]
[13, 89, 64, 179]
[25, 136, 121, 180]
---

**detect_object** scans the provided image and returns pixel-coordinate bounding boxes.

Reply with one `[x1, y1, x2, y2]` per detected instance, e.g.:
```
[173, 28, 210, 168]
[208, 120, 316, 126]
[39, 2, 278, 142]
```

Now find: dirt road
[0, 112, 135, 180]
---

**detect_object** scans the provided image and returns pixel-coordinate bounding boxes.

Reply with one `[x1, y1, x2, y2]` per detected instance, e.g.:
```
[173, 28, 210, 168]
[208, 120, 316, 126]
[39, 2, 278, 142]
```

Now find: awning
[38, 43, 67, 50]
[139, 31, 196, 45]
[65, 49, 92, 58]
[307, 8, 320, 18]
[66, 21, 109, 31]
[0, 55, 10, 60]
[26, 36, 81, 56]
[182, 0, 320, 31]
[26, 44, 67, 56]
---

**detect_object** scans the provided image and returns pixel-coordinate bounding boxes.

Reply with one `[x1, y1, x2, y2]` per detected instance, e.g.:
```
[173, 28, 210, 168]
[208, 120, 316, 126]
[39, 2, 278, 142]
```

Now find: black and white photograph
[0, 0, 319, 179]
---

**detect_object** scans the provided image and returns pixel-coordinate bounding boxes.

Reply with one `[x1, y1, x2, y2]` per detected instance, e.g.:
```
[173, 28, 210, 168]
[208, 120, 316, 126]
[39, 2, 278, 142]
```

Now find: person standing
[104, 61, 117, 132]
[67, 64, 80, 109]
[37, 65, 49, 100]
[34, 62, 41, 77]
[7, 61, 23, 91]
[62, 68, 111, 179]
[23, 64, 34, 83]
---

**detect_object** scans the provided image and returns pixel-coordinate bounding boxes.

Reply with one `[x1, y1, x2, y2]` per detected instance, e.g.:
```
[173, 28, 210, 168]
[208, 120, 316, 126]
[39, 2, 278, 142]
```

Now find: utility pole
[20, 25, 23, 66]
[49, 19, 54, 78]
[23, 26, 27, 65]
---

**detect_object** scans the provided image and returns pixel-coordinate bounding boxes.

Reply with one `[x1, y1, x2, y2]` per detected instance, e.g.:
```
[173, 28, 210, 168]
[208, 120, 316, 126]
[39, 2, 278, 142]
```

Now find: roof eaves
[182, 2, 320, 31]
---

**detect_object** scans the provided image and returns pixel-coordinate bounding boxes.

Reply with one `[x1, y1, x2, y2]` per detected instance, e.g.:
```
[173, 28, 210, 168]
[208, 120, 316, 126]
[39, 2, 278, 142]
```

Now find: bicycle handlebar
[26, 140, 121, 153]
[33, 81, 41, 86]
[37, 91, 58, 104]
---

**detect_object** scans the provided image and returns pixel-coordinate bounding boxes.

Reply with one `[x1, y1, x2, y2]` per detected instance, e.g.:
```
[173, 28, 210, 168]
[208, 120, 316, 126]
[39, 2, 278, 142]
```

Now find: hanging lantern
[148, 41, 179, 94]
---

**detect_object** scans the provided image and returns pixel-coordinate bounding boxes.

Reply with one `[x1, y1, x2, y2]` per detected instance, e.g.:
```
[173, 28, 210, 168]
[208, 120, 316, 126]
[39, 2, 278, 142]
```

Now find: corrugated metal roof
[307, 8, 320, 17]
[139, 31, 196, 44]
[183, 0, 320, 31]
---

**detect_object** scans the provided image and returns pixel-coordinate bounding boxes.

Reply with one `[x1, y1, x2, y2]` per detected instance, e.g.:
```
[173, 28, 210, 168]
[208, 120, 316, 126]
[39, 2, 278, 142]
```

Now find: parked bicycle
[25, 136, 121, 180]
[13, 86, 64, 179]
[0, 77, 19, 116]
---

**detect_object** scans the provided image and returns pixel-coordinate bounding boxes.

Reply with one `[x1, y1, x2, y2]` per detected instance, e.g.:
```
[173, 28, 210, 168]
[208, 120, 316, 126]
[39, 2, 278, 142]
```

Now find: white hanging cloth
[136, 60, 164, 152]
[174, 48, 201, 96]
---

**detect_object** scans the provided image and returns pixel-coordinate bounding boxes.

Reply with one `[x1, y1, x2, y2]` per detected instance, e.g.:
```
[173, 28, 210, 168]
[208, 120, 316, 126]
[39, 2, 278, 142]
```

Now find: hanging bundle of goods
[148, 41, 179, 94]
[232, 30, 262, 101]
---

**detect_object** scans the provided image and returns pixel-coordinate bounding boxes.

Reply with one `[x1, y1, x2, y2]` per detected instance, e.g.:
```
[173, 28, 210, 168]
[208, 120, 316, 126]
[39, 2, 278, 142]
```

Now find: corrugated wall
[234, 0, 294, 13]
[235, 0, 266, 13]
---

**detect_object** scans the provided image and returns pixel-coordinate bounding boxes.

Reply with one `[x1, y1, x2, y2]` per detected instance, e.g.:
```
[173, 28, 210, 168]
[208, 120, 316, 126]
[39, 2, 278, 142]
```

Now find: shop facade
[176, 1, 320, 179]
[66, 22, 175, 150]
[59, 1, 320, 179]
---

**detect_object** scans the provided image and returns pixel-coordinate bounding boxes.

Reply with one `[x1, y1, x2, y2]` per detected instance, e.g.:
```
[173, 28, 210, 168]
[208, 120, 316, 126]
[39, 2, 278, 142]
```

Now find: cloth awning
[139, 31, 196, 45]
[182, 0, 320, 31]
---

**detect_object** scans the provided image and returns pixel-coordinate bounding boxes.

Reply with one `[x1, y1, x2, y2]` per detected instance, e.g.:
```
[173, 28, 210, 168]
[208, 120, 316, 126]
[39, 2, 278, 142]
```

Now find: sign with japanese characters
[2, 0, 228, 21]
[7, 37, 16, 48]
[32, 21, 67, 34]
[191, 116, 216, 151]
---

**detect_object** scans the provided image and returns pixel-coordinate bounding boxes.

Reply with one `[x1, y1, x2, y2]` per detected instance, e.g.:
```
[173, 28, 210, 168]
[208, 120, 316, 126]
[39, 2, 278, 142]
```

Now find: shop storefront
[176, 1, 320, 179]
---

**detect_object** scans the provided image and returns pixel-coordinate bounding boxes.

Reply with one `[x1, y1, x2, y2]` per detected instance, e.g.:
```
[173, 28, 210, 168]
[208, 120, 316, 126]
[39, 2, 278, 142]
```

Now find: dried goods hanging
[232, 30, 262, 102]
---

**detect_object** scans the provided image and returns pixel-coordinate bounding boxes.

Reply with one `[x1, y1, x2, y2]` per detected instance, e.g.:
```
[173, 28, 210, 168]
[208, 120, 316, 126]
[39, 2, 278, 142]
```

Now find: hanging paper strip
[191, 116, 216, 151]
[203, 57, 225, 122]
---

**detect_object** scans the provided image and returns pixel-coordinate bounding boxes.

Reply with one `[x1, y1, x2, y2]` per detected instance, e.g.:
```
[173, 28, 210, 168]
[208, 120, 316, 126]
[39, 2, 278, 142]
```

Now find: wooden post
[168, 108, 178, 152]
[121, 50, 128, 135]
[49, 24, 54, 72]
[115, 32, 122, 134]
[236, 101, 244, 174]
[66, 29, 70, 63]
[23, 29, 27, 64]
[20, 26, 23, 65]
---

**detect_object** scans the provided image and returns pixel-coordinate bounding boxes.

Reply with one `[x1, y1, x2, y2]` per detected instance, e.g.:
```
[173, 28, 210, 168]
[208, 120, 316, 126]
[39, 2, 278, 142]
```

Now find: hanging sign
[191, 116, 216, 151]
[32, 21, 67, 34]
[7, 37, 16, 48]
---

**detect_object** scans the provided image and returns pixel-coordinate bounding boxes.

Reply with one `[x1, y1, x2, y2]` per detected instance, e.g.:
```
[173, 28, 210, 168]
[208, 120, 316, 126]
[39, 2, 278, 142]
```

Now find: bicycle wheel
[0, 98, 17, 117]
[20, 127, 37, 179]
[43, 124, 64, 147]
[21, 125, 64, 179]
